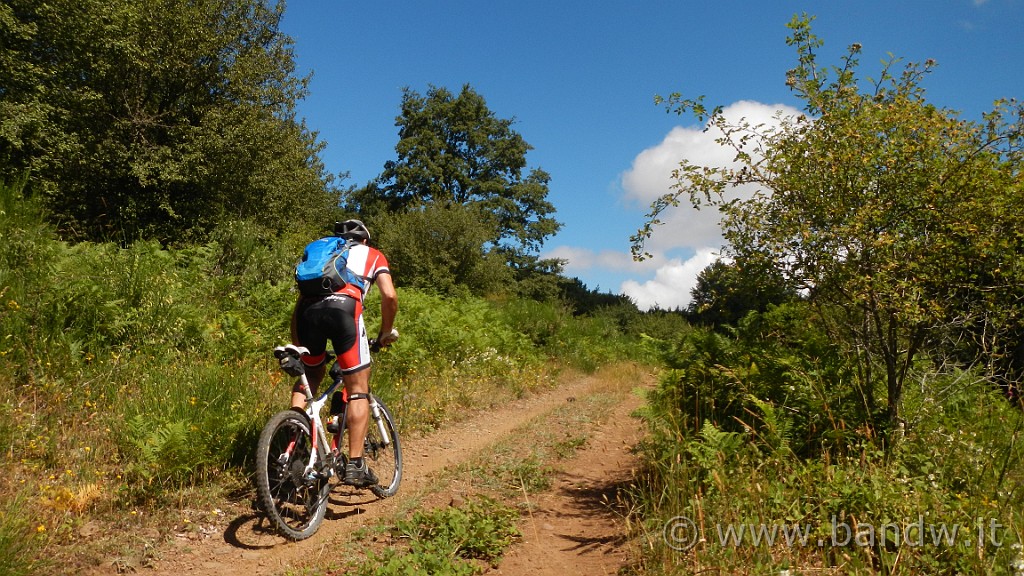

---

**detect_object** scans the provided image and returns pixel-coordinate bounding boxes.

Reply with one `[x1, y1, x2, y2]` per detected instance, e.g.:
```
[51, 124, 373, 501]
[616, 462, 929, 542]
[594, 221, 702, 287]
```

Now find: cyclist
[290, 219, 398, 487]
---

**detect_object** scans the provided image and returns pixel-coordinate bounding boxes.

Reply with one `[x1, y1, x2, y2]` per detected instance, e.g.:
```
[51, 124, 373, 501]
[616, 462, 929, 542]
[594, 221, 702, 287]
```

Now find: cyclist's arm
[375, 271, 398, 339]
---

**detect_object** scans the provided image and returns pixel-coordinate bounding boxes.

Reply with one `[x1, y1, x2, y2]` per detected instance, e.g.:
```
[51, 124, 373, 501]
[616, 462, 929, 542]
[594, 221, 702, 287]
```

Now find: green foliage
[122, 418, 210, 489]
[114, 359, 269, 498]
[506, 256, 568, 302]
[372, 204, 512, 297]
[648, 302, 863, 457]
[56, 240, 209, 350]
[397, 497, 520, 562]
[494, 297, 648, 371]
[635, 326, 1024, 574]
[1, 188, 284, 503]
[0, 179, 62, 372]
[355, 497, 520, 576]
[556, 276, 636, 316]
[205, 219, 299, 286]
[745, 394, 793, 455]
[0, 0, 339, 242]
[360, 548, 478, 576]
[0, 181, 646, 567]
[685, 421, 747, 478]
[380, 290, 539, 377]
[630, 375, 1024, 569]
[632, 268, 1024, 574]
[350, 84, 561, 266]
[618, 306, 693, 341]
[494, 298, 572, 348]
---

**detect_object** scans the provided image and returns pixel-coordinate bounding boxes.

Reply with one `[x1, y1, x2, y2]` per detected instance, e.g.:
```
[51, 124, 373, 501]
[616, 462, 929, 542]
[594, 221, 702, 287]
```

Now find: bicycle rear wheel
[366, 395, 402, 498]
[255, 409, 330, 540]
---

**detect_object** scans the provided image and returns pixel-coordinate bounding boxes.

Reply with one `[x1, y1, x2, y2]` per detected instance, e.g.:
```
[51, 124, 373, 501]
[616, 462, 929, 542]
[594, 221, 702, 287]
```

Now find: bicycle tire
[254, 409, 331, 540]
[366, 395, 402, 498]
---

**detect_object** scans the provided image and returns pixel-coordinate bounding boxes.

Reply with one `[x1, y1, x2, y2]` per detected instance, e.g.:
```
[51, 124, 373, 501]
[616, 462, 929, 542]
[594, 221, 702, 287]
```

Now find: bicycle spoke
[255, 411, 329, 540]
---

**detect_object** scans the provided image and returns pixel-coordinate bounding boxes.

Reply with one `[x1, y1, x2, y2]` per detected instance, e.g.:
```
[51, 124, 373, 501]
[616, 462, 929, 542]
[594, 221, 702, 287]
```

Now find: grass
[351, 496, 521, 576]
[0, 491, 48, 576]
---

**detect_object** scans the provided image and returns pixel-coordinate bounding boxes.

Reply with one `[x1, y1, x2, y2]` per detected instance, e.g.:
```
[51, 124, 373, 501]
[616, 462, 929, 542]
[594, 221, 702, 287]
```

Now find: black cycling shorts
[294, 294, 369, 374]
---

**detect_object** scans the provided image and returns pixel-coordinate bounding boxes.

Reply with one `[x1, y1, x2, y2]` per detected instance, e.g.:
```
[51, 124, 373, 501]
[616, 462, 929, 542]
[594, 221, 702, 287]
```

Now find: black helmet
[334, 219, 371, 242]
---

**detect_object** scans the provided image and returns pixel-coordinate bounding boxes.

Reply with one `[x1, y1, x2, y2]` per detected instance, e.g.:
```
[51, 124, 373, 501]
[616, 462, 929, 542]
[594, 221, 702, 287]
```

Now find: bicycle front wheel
[366, 395, 402, 498]
[255, 409, 330, 540]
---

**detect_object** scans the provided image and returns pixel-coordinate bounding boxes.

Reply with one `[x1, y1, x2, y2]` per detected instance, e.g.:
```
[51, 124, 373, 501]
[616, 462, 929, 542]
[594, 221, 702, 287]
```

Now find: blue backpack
[294, 237, 365, 296]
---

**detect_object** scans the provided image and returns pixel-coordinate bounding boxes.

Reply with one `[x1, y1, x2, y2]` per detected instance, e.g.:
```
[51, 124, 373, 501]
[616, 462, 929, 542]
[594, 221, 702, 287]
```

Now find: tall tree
[0, 0, 338, 243]
[634, 15, 1024, 429]
[351, 84, 561, 266]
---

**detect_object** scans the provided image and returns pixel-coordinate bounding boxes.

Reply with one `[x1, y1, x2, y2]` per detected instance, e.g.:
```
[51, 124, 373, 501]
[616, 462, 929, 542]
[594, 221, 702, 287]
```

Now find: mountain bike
[254, 342, 402, 540]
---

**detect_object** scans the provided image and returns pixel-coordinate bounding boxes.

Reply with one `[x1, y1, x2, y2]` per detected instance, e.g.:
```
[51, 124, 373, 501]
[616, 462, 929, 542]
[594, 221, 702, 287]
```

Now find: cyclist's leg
[333, 299, 371, 459]
[340, 366, 376, 486]
[343, 367, 370, 459]
[329, 300, 379, 486]
[291, 296, 333, 408]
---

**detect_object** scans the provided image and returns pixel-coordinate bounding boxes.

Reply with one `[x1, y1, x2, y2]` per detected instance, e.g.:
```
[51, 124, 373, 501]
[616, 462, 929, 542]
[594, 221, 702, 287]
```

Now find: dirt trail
[92, 370, 648, 576]
[487, 378, 645, 576]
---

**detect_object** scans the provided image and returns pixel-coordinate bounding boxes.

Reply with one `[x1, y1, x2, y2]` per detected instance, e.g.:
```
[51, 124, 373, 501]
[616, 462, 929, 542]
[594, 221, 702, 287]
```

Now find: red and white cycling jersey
[338, 244, 390, 300]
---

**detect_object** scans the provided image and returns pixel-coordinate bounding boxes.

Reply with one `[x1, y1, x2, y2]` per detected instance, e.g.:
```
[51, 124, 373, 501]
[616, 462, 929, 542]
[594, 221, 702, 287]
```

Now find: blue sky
[279, 1, 1024, 310]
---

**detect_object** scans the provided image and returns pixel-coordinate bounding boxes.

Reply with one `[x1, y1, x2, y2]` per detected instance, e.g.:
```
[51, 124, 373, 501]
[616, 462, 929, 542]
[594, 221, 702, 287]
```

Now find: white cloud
[553, 100, 802, 311]
[610, 100, 803, 310]
[620, 100, 801, 256]
[545, 245, 658, 275]
[620, 248, 720, 311]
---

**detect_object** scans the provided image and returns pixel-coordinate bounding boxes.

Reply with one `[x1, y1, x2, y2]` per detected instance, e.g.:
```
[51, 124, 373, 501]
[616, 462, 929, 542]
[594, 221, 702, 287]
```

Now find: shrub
[0, 179, 64, 374]
[649, 302, 864, 457]
[112, 358, 273, 499]
[376, 290, 538, 378]
[631, 303, 1024, 575]
[494, 298, 649, 371]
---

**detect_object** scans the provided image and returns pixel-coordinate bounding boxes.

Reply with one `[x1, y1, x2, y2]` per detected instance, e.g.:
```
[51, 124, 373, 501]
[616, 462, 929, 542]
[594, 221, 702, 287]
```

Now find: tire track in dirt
[94, 369, 648, 576]
[487, 373, 647, 576]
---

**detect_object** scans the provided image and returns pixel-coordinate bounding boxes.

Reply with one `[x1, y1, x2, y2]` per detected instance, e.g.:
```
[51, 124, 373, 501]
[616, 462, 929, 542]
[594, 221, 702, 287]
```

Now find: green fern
[125, 416, 205, 487]
[747, 394, 793, 456]
[687, 421, 745, 472]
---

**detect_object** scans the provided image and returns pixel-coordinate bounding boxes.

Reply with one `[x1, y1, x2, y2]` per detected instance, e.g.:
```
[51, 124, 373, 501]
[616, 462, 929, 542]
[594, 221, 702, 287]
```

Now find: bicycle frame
[294, 369, 343, 479]
[277, 343, 393, 478]
[322, 382, 395, 451]
[275, 343, 341, 479]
